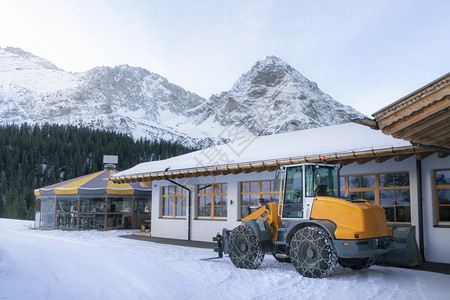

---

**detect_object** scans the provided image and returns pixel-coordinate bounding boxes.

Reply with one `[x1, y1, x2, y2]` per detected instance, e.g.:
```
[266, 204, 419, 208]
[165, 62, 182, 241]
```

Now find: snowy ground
[0, 219, 448, 300]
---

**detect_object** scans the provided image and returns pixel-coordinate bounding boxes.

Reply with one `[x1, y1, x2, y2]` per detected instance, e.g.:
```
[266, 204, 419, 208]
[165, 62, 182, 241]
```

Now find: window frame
[239, 180, 281, 220]
[340, 172, 411, 224]
[434, 169, 450, 226]
[161, 186, 187, 219]
[196, 183, 228, 220]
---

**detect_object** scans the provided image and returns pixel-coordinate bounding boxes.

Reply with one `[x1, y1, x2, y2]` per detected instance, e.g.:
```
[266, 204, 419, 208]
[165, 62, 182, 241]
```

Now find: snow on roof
[113, 123, 411, 179]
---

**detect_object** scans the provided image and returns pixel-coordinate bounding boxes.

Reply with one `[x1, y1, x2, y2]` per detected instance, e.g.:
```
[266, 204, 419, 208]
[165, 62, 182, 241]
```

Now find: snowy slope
[0, 218, 448, 300]
[0, 47, 365, 147]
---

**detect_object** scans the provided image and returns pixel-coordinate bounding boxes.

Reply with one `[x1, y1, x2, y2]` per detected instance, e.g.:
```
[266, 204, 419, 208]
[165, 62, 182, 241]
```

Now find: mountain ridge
[0, 47, 365, 148]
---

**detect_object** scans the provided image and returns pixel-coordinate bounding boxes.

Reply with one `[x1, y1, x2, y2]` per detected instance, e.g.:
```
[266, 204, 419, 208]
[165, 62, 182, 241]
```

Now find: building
[34, 165, 152, 231]
[112, 73, 449, 264]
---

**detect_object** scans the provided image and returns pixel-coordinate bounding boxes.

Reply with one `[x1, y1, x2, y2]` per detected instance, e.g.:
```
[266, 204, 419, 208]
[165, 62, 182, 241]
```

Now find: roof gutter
[410, 142, 450, 154]
[416, 159, 425, 261]
[112, 146, 431, 183]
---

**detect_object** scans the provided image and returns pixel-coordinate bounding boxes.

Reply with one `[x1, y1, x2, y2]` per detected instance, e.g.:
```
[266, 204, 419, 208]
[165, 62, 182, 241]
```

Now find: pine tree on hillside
[0, 123, 196, 220]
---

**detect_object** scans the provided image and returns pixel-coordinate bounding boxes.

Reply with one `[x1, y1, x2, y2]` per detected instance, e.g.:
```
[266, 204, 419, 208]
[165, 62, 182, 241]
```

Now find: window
[240, 180, 280, 219]
[79, 197, 107, 230]
[106, 197, 132, 230]
[435, 169, 450, 224]
[379, 173, 410, 223]
[346, 175, 376, 202]
[55, 198, 78, 230]
[283, 166, 303, 218]
[40, 196, 55, 229]
[305, 165, 339, 197]
[197, 183, 227, 219]
[340, 172, 411, 224]
[162, 186, 187, 218]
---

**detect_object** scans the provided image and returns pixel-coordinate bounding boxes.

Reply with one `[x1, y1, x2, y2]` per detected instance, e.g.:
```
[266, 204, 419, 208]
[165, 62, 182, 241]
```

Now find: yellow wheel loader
[213, 163, 395, 278]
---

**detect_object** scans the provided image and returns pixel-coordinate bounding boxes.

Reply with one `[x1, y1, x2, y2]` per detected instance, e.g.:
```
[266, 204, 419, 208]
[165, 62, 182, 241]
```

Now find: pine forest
[0, 123, 196, 220]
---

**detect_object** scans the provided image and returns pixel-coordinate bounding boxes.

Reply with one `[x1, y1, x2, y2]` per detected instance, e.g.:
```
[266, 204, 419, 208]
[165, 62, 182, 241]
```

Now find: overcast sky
[1, 0, 449, 116]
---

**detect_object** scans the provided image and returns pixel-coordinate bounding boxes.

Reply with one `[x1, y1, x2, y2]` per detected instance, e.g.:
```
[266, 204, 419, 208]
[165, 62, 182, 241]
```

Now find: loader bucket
[377, 226, 422, 267]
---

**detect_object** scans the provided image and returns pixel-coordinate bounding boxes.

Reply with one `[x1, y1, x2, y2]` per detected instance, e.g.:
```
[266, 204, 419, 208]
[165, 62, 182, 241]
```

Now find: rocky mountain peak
[229, 56, 291, 90]
[255, 55, 292, 71]
[230, 55, 318, 95]
[249, 56, 292, 87]
[0, 47, 366, 148]
[200, 56, 365, 137]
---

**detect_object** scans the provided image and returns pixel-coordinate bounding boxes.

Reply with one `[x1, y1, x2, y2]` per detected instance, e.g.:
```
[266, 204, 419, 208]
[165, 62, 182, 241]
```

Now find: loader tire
[338, 256, 376, 270]
[290, 226, 337, 278]
[228, 225, 264, 269]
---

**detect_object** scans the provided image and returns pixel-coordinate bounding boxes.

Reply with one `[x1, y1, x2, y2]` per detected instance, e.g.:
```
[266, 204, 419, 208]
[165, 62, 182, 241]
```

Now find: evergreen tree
[0, 123, 197, 220]
[4, 187, 18, 219]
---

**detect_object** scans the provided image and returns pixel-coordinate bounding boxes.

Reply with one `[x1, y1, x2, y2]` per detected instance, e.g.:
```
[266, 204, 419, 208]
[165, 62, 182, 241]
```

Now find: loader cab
[281, 163, 339, 219]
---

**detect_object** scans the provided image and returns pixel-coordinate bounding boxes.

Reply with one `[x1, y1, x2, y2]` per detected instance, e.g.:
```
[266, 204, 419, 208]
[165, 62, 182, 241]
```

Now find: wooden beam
[219, 170, 232, 176]
[396, 109, 450, 142]
[438, 152, 449, 158]
[338, 159, 356, 166]
[357, 157, 374, 165]
[266, 166, 278, 172]
[413, 122, 450, 146]
[383, 98, 450, 136]
[140, 180, 152, 188]
[394, 153, 413, 162]
[396, 108, 448, 135]
[228, 165, 241, 173]
[415, 152, 433, 160]
[374, 155, 393, 163]
[249, 162, 265, 169]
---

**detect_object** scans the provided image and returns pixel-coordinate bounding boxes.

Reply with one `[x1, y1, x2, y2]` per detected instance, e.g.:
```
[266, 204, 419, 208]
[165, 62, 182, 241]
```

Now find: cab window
[282, 166, 303, 218]
[305, 165, 339, 197]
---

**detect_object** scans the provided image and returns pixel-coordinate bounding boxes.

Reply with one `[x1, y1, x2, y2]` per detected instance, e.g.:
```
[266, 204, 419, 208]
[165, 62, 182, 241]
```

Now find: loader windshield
[305, 165, 339, 198]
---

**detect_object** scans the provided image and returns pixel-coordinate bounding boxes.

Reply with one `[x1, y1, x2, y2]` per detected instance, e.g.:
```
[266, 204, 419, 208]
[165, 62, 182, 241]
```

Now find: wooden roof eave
[373, 72, 450, 121]
[110, 146, 435, 184]
[373, 73, 450, 150]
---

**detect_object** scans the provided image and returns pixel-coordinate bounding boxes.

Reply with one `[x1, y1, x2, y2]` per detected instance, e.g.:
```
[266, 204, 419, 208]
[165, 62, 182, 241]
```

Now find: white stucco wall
[421, 154, 450, 263]
[150, 171, 277, 242]
[150, 182, 188, 240]
[149, 156, 450, 264]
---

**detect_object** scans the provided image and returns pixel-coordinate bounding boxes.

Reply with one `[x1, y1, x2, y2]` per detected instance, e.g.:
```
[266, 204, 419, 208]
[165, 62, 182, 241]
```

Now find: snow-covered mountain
[195, 56, 364, 136]
[0, 47, 218, 147]
[0, 47, 365, 147]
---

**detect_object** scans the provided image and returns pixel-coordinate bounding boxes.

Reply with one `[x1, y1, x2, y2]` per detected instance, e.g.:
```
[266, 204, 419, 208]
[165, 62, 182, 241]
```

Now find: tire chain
[229, 225, 264, 269]
[290, 226, 337, 278]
